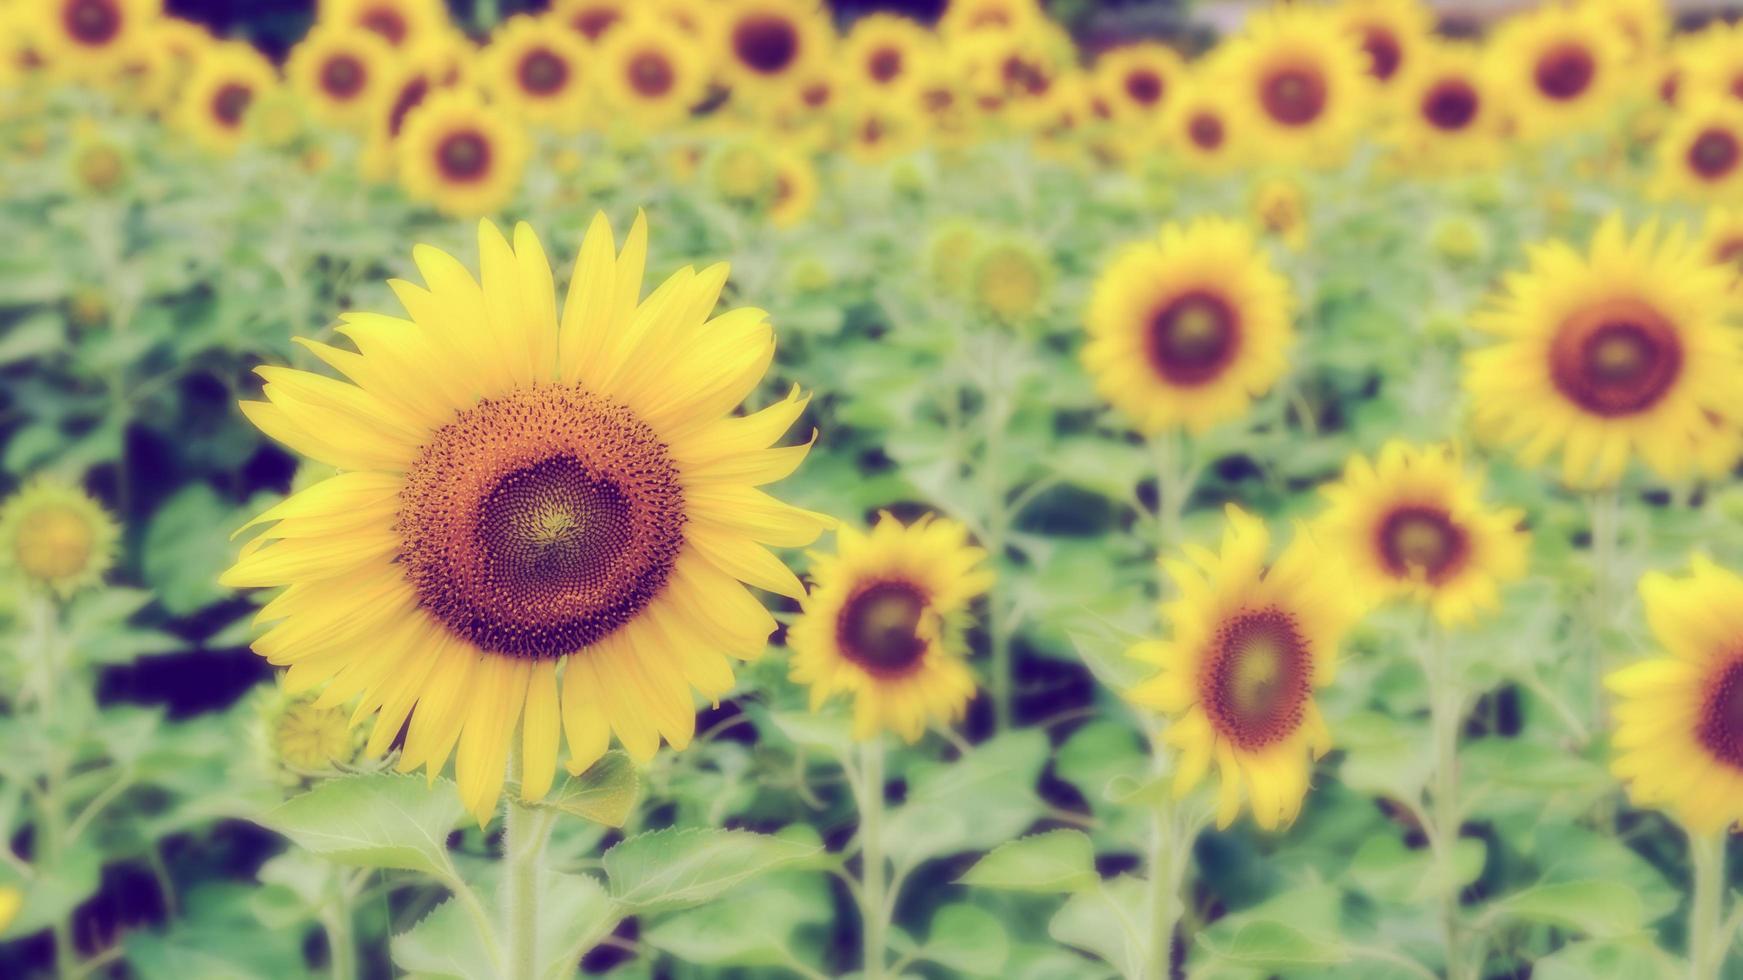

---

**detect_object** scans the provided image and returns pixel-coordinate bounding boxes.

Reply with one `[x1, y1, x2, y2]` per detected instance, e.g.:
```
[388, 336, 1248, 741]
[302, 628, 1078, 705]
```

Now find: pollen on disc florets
[397, 385, 685, 659]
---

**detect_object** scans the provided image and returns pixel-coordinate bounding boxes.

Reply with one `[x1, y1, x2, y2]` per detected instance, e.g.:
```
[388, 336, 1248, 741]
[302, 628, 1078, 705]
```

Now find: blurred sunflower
[1489, 2, 1626, 140]
[844, 100, 920, 165]
[1677, 24, 1743, 107]
[1223, 6, 1371, 165]
[937, 0, 1043, 39]
[841, 13, 933, 104]
[1164, 76, 1244, 172]
[768, 149, 819, 228]
[1385, 41, 1505, 173]
[1329, 0, 1434, 95]
[33, 0, 159, 78]
[1584, 0, 1669, 65]
[359, 42, 461, 180]
[1697, 207, 1743, 292]
[597, 15, 707, 129]
[395, 89, 528, 217]
[1465, 216, 1743, 487]
[68, 130, 129, 195]
[1084, 218, 1293, 434]
[1091, 42, 1184, 122]
[911, 62, 976, 148]
[1251, 177, 1308, 251]
[1316, 442, 1529, 626]
[285, 25, 397, 130]
[967, 236, 1052, 324]
[478, 15, 589, 129]
[1608, 556, 1743, 833]
[1653, 99, 1743, 203]
[555, 0, 631, 46]
[1127, 506, 1358, 830]
[715, 0, 833, 101]
[788, 515, 991, 742]
[176, 41, 278, 155]
[221, 214, 828, 822]
[0, 477, 119, 599]
[320, 0, 446, 50]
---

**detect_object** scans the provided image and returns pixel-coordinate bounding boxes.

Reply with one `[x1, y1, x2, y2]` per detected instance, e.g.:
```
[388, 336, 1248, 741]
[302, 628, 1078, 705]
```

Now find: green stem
[503, 756, 549, 980]
[980, 342, 1014, 731]
[857, 739, 888, 980]
[1687, 830, 1727, 980]
[322, 892, 356, 980]
[1143, 790, 1180, 979]
[1422, 621, 1466, 980]
[1587, 488, 1620, 733]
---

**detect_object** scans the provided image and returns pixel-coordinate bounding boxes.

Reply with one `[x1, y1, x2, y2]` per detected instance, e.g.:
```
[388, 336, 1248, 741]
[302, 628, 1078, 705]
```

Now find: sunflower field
[5, 0, 1743, 976]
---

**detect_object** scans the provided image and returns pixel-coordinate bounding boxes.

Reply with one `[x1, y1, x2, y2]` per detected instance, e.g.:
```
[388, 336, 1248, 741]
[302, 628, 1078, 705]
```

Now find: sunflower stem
[1586, 487, 1620, 734]
[856, 739, 888, 980]
[1422, 618, 1467, 980]
[979, 335, 1015, 730]
[503, 752, 547, 980]
[1142, 774, 1181, 980]
[1687, 830, 1727, 980]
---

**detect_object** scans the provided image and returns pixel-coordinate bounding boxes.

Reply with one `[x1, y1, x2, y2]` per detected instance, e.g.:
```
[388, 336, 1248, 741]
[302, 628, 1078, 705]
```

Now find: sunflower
[1222, 5, 1371, 165]
[1084, 218, 1293, 434]
[954, 22, 1073, 131]
[841, 14, 933, 104]
[966, 236, 1052, 324]
[33, 0, 159, 77]
[1696, 207, 1743, 294]
[1465, 217, 1743, 487]
[937, 0, 1044, 39]
[1676, 24, 1743, 108]
[554, 0, 632, 46]
[788, 515, 991, 742]
[358, 42, 462, 181]
[768, 149, 819, 228]
[910, 61, 977, 149]
[176, 41, 278, 155]
[0, 478, 119, 599]
[395, 88, 528, 217]
[1251, 177, 1308, 251]
[596, 15, 707, 129]
[1316, 442, 1529, 626]
[1583, 0, 1668, 65]
[320, 0, 447, 50]
[1091, 42, 1184, 122]
[478, 15, 589, 129]
[1653, 99, 1743, 203]
[1127, 506, 1357, 830]
[1384, 41, 1505, 174]
[1488, 2, 1627, 140]
[1607, 556, 1743, 833]
[285, 25, 397, 130]
[221, 214, 829, 822]
[1328, 0, 1433, 95]
[715, 0, 833, 99]
[1163, 75, 1245, 172]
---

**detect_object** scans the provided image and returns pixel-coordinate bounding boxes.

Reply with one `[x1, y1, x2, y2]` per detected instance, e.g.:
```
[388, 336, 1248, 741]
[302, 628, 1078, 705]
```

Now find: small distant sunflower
[597, 15, 707, 128]
[69, 134, 129, 195]
[956, 24, 1072, 130]
[844, 100, 920, 165]
[1677, 25, 1743, 108]
[1489, 2, 1626, 140]
[1653, 100, 1743, 203]
[555, 0, 631, 46]
[251, 683, 373, 785]
[1465, 216, 1743, 487]
[1329, 0, 1434, 95]
[320, 0, 447, 50]
[479, 15, 589, 129]
[842, 14, 934, 103]
[1251, 177, 1308, 251]
[1164, 77, 1245, 172]
[966, 236, 1052, 324]
[1584, 0, 1668, 65]
[33, 0, 159, 77]
[177, 41, 278, 155]
[1696, 207, 1743, 293]
[937, 0, 1043, 39]
[1385, 41, 1505, 173]
[715, 0, 833, 98]
[285, 25, 397, 129]
[1608, 556, 1743, 833]
[396, 89, 529, 217]
[0, 478, 119, 599]
[222, 214, 828, 822]
[1084, 218, 1294, 434]
[708, 138, 778, 204]
[788, 515, 992, 743]
[1316, 442, 1530, 626]
[1091, 42, 1184, 121]
[768, 149, 819, 228]
[911, 62, 976, 148]
[1127, 506, 1358, 830]
[1223, 5, 1371, 165]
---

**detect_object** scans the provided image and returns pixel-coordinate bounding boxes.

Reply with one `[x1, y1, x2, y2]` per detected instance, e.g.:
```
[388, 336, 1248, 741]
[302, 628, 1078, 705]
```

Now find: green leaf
[920, 904, 1010, 976]
[392, 899, 495, 980]
[958, 830, 1099, 893]
[1049, 874, 1147, 979]
[641, 871, 830, 970]
[603, 827, 821, 914]
[882, 731, 1049, 867]
[1532, 938, 1681, 980]
[529, 751, 639, 828]
[537, 871, 618, 980]
[260, 774, 464, 877]
[1490, 880, 1645, 938]
[1196, 919, 1349, 968]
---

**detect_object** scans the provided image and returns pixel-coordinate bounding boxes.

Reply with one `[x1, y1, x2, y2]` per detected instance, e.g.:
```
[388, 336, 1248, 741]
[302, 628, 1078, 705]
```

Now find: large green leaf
[641, 871, 830, 970]
[603, 827, 821, 914]
[260, 774, 464, 877]
[920, 904, 1010, 976]
[1049, 874, 1149, 979]
[882, 730, 1049, 867]
[958, 830, 1099, 893]
[528, 750, 639, 828]
[1489, 880, 1646, 938]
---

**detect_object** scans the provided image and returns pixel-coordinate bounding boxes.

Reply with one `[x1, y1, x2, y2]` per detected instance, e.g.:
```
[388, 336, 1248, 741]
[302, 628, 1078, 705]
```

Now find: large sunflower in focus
[34, 0, 159, 77]
[596, 15, 707, 129]
[1385, 41, 1505, 174]
[1608, 557, 1743, 833]
[1489, 2, 1626, 140]
[1653, 100, 1743, 203]
[395, 89, 528, 217]
[715, 0, 832, 100]
[478, 15, 589, 129]
[788, 515, 991, 742]
[1084, 218, 1293, 434]
[1465, 217, 1743, 487]
[1223, 6, 1370, 165]
[285, 25, 397, 129]
[1316, 442, 1529, 626]
[177, 42, 278, 155]
[1127, 507, 1358, 831]
[222, 214, 829, 821]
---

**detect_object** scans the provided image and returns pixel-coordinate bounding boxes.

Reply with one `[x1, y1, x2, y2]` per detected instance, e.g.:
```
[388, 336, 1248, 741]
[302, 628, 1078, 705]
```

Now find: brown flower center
[1548, 298, 1683, 417]
[397, 386, 685, 659]
[867, 46, 903, 84]
[1688, 127, 1741, 181]
[64, 0, 121, 46]
[211, 83, 253, 128]
[837, 580, 929, 676]
[627, 50, 675, 98]
[1535, 42, 1595, 101]
[1422, 78, 1479, 131]
[572, 8, 620, 42]
[1361, 26, 1402, 81]
[733, 14, 800, 75]
[435, 130, 492, 182]
[1125, 68, 1164, 106]
[801, 80, 832, 108]
[359, 6, 408, 46]
[1146, 290, 1240, 386]
[1001, 55, 1050, 97]
[1376, 506, 1467, 583]
[518, 48, 569, 96]
[1697, 656, 1743, 770]
[1201, 609, 1311, 750]
[1187, 111, 1225, 150]
[1260, 66, 1326, 127]
[320, 54, 366, 100]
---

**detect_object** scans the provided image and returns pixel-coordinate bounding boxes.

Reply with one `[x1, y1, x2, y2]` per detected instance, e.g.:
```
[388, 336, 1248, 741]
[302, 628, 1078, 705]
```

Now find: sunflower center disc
[1188, 113, 1225, 149]
[868, 47, 903, 84]
[360, 7, 408, 45]
[321, 55, 366, 99]
[1378, 506, 1466, 582]
[1203, 609, 1311, 750]
[1423, 79, 1478, 131]
[734, 15, 799, 75]
[628, 51, 675, 97]
[1361, 27, 1402, 81]
[1550, 299, 1683, 416]
[1148, 290, 1239, 385]
[1689, 128, 1740, 180]
[1125, 69, 1163, 105]
[212, 83, 253, 127]
[573, 9, 620, 41]
[1697, 658, 1743, 770]
[519, 49, 569, 95]
[66, 0, 121, 46]
[398, 386, 685, 659]
[1261, 67, 1326, 126]
[838, 581, 929, 675]
[1535, 43, 1595, 101]
[436, 131, 491, 182]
